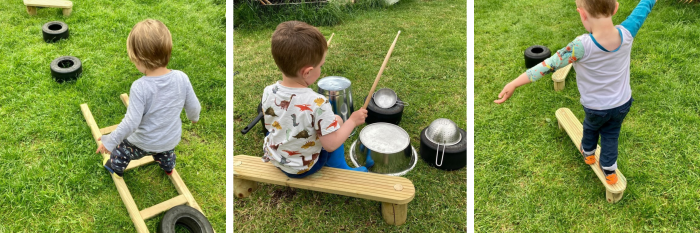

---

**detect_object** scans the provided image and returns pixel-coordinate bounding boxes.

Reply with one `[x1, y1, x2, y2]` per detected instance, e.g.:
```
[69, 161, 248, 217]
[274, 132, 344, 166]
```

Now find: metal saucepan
[317, 76, 354, 122]
[373, 88, 408, 109]
[348, 122, 417, 176]
[240, 102, 263, 134]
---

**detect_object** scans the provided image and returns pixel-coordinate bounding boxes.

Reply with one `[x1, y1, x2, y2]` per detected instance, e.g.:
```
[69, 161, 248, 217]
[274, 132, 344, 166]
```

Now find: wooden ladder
[80, 94, 208, 232]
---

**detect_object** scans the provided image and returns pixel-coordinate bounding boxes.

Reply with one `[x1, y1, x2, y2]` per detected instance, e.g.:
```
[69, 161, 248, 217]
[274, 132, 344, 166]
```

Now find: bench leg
[553, 81, 565, 92]
[62, 8, 72, 16]
[606, 190, 624, 203]
[234, 178, 257, 198]
[381, 202, 407, 226]
[26, 6, 37, 15]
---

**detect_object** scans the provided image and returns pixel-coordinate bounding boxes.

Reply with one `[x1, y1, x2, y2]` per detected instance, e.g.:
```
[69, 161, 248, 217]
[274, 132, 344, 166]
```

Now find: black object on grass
[42, 21, 69, 43]
[50, 56, 82, 83]
[158, 205, 214, 233]
[365, 94, 404, 125]
[524, 45, 551, 68]
[419, 127, 466, 171]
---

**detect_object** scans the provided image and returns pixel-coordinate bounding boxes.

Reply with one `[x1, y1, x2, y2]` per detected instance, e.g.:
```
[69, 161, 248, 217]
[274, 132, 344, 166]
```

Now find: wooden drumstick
[327, 33, 335, 46]
[362, 30, 401, 109]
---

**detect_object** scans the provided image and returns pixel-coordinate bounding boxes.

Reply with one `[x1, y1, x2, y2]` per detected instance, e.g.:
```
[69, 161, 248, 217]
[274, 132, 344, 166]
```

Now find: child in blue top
[495, 0, 656, 185]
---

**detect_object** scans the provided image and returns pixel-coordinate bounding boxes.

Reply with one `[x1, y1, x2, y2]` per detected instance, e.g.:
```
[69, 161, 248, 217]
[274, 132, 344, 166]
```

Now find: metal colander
[425, 118, 461, 146]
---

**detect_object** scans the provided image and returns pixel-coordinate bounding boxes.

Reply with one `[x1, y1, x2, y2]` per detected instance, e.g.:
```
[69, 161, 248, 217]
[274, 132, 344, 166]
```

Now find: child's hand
[494, 83, 516, 104]
[95, 138, 111, 154]
[349, 109, 368, 126]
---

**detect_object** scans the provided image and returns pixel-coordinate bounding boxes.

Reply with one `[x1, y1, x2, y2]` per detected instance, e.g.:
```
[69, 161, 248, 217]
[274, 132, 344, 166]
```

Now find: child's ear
[300, 66, 314, 78]
[577, 8, 586, 21]
[613, 2, 619, 16]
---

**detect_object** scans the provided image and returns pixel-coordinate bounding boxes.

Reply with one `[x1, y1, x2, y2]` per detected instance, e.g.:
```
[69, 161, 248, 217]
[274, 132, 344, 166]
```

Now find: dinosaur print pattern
[260, 82, 340, 174]
[326, 119, 339, 130]
[274, 94, 296, 110]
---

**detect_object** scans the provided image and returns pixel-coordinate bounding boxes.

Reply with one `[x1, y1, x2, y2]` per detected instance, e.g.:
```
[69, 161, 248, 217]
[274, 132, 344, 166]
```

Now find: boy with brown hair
[97, 19, 201, 178]
[261, 21, 369, 178]
[495, 0, 656, 184]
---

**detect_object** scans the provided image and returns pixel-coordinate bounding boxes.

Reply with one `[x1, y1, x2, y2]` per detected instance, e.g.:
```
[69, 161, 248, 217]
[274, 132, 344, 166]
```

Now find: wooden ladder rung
[140, 194, 189, 220]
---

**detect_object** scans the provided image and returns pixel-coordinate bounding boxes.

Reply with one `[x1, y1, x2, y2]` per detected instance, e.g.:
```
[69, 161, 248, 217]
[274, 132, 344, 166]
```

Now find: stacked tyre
[419, 127, 467, 171]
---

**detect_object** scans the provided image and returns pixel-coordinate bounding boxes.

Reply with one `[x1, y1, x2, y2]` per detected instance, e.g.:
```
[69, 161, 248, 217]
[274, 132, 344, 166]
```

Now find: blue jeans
[581, 98, 633, 170]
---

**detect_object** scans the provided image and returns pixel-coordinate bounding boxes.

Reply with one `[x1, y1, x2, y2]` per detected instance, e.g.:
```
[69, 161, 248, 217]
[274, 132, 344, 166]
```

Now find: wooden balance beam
[555, 108, 627, 203]
[551, 63, 572, 92]
[233, 155, 415, 225]
[80, 94, 207, 233]
[24, 0, 73, 16]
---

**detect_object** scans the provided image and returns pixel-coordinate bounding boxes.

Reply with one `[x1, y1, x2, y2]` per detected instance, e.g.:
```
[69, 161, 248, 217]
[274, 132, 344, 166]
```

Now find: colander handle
[435, 144, 445, 167]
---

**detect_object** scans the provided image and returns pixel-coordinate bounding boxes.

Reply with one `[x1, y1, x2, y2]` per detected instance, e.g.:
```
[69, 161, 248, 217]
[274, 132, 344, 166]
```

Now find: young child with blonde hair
[97, 19, 201, 178]
[495, 0, 656, 185]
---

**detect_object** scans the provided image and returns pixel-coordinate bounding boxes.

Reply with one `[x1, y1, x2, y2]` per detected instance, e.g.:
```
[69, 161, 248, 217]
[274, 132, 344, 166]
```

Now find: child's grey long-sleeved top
[101, 70, 201, 152]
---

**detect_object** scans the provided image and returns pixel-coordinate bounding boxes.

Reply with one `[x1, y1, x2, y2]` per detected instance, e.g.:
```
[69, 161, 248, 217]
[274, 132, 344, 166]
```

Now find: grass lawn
[475, 0, 700, 231]
[233, 0, 466, 231]
[0, 0, 225, 231]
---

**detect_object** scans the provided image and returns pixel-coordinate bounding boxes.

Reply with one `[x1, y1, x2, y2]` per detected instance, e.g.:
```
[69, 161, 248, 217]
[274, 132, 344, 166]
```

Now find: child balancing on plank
[97, 19, 201, 178]
[495, 0, 656, 185]
[260, 21, 370, 178]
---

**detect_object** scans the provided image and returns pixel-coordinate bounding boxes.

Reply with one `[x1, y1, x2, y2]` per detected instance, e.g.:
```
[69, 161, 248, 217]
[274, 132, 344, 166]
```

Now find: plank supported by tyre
[159, 205, 214, 233]
[524, 45, 551, 68]
[365, 95, 404, 125]
[50, 56, 82, 83]
[42, 21, 69, 43]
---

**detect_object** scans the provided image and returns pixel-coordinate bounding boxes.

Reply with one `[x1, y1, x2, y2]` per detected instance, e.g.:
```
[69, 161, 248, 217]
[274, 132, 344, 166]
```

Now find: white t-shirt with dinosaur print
[260, 81, 340, 174]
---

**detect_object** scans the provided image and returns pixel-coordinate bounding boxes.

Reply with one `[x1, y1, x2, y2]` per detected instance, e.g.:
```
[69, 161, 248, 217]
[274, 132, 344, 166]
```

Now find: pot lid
[318, 76, 351, 91]
[425, 118, 462, 146]
[359, 122, 410, 154]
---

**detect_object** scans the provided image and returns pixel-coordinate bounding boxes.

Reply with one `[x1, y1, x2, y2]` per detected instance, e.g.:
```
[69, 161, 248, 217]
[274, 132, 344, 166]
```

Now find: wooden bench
[24, 0, 73, 16]
[551, 63, 572, 92]
[233, 155, 415, 225]
[556, 108, 627, 203]
[81, 94, 210, 233]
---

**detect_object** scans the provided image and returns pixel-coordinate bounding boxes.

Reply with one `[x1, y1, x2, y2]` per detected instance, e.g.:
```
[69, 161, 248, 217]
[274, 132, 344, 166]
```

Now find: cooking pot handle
[435, 144, 445, 167]
[241, 112, 264, 134]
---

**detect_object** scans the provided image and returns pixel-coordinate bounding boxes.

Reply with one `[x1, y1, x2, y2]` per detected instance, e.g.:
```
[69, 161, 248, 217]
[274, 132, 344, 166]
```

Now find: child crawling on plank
[495, 0, 656, 185]
[260, 21, 370, 178]
[97, 19, 201, 178]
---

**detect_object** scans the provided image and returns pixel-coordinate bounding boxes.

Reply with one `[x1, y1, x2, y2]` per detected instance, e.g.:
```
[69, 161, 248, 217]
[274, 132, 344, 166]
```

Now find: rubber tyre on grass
[159, 205, 214, 233]
[42, 21, 69, 43]
[524, 45, 551, 69]
[419, 127, 466, 171]
[365, 95, 404, 125]
[50, 56, 82, 83]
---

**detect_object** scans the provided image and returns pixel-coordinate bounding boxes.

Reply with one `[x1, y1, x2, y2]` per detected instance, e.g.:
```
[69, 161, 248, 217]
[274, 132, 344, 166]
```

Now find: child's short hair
[576, 0, 617, 18]
[126, 19, 172, 70]
[271, 21, 328, 78]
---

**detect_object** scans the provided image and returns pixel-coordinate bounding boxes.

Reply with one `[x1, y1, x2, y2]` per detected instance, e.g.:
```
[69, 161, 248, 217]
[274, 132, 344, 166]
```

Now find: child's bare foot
[579, 144, 595, 165]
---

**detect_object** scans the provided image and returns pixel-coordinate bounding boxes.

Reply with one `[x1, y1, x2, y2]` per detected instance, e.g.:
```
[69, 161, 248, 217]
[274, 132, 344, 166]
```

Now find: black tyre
[50, 56, 82, 83]
[524, 45, 551, 68]
[42, 21, 69, 43]
[419, 127, 466, 171]
[365, 94, 404, 125]
[159, 205, 214, 233]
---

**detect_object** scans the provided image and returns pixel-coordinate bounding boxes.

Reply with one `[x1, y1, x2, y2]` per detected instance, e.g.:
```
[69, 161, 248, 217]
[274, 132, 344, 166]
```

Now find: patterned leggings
[107, 139, 176, 176]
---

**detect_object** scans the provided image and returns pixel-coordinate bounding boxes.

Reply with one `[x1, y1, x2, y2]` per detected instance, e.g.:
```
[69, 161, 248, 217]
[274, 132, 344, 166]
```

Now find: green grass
[233, 0, 466, 231]
[0, 0, 225, 232]
[475, 0, 700, 231]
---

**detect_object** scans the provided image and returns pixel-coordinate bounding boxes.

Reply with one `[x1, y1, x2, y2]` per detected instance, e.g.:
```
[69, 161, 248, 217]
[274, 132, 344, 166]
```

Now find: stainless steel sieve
[425, 118, 462, 167]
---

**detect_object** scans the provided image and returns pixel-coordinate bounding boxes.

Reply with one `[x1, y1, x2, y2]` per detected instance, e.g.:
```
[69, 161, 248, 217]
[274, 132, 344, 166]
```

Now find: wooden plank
[120, 93, 129, 107]
[555, 108, 627, 194]
[125, 157, 155, 171]
[112, 174, 148, 233]
[23, 0, 72, 8]
[140, 195, 188, 220]
[80, 104, 102, 142]
[100, 124, 119, 135]
[169, 169, 203, 213]
[233, 155, 415, 204]
[552, 64, 572, 91]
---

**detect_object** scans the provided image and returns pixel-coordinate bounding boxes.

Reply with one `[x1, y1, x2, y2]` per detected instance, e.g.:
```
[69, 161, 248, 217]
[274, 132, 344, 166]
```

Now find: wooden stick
[327, 33, 335, 46]
[362, 31, 401, 109]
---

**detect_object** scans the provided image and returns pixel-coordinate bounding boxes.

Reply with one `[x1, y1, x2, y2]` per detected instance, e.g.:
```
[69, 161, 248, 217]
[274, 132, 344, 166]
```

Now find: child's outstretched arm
[620, 0, 656, 38]
[319, 109, 367, 152]
[494, 38, 585, 104]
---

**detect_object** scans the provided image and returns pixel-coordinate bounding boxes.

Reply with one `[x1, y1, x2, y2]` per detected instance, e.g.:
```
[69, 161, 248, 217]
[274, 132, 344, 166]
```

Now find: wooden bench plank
[551, 64, 572, 91]
[233, 155, 415, 204]
[555, 108, 627, 202]
[24, 0, 72, 8]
